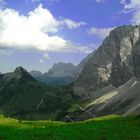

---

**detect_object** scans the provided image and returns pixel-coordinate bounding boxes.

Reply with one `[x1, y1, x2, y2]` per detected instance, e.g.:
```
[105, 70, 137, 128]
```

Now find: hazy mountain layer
[30, 62, 81, 86]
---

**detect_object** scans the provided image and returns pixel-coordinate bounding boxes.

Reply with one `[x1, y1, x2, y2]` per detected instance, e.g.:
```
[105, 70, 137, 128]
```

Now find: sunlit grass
[0, 115, 139, 140]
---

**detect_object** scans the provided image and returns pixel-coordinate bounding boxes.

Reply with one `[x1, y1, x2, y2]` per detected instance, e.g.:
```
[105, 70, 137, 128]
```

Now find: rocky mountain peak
[14, 66, 28, 74]
[47, 62, 78, 78]
[0, 67, 35, 90]
[30, 62, 81, 86]
[74, 25, 140, 100]
[13, 66, 34, 80]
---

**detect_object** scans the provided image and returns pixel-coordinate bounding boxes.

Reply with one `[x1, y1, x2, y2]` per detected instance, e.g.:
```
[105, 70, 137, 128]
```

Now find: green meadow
[0, 115, 139, 140]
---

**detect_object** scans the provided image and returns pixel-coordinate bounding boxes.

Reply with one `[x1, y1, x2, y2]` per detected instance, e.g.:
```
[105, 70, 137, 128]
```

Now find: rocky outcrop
[74, 25, 140, 101]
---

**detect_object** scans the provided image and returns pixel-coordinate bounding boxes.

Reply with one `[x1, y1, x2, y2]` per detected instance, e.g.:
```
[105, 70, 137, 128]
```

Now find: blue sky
[0, 0, 139, 72]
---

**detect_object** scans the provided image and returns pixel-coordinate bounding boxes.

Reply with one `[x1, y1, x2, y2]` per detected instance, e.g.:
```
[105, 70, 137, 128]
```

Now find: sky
[0, 0, 139, 73]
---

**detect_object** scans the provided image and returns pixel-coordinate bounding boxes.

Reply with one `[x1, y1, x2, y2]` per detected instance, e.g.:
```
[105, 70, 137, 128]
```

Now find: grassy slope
[0, 115, 139, 140]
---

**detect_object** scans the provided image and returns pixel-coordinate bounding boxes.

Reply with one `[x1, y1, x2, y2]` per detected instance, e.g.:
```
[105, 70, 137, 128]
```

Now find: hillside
[60, 25, 140, 121]
[0, 115, 139, 140]
[0, 67, 73, 120]
[69, 78, 140, 121]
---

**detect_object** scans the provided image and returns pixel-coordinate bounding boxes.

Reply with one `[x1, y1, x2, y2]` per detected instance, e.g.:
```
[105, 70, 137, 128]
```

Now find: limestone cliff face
[74, 25, 140, 100]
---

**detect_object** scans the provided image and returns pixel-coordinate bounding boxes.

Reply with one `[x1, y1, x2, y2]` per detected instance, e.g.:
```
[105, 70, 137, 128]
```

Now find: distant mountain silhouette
[30, 62, 80, 86]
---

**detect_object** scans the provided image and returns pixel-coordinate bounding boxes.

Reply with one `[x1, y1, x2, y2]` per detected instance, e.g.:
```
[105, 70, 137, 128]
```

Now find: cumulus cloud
[120, 0, 140, 24]
[0, 4, 88, 54]
[88, 27, 114, 39]
[59, 18, 86, 29]
[122, 0, 140, 10]
[0, 4, 65, 51]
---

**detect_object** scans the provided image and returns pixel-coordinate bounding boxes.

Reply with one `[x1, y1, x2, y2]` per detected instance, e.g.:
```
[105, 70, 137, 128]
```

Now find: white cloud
[88, 27, 114, 39]
[28, 4, 59, 33]
[123, 0, 140, 10]
[59, 18, 86, 29]
[32, 0, 59, 3]
[64, 41, 93, 54]
[0, 4, 64, 51]
[131, 11, 140, 24]
[48, 0, 59, 3]
[120, 0, 140, 24]
[32, 0, 40, 2]
[0, 49, 12, 55]
[43, 53, 49, 58]
[120, 0, 127, 5]
[0, 4, 88, 54]
[95, 0, 104, 3]
[39, 59, 44, 63]
[75, 46, 92, 54]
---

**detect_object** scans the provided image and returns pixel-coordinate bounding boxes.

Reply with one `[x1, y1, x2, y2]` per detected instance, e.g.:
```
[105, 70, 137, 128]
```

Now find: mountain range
[30, 62, 79, 86]
[0, 25, 140, 121]
[0, 67, 74, 120]
[30, 60, 90, 86]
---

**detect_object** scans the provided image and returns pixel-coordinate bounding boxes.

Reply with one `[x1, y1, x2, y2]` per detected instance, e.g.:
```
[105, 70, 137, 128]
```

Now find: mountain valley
[0, 25, 140, 122]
